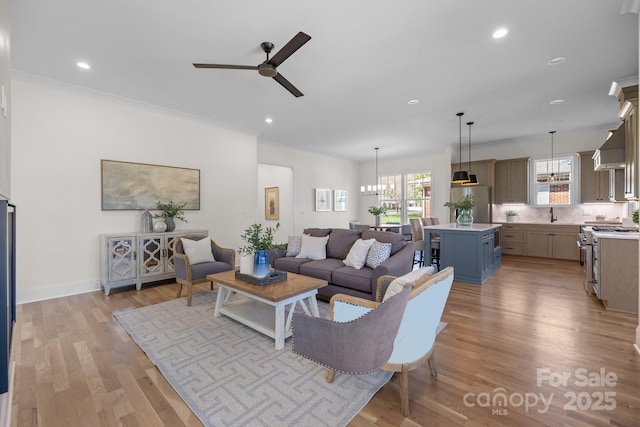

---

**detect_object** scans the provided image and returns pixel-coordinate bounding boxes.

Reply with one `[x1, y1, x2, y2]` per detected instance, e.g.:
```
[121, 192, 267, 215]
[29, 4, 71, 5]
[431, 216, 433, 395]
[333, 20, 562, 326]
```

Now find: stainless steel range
[578, 226, 639, 298]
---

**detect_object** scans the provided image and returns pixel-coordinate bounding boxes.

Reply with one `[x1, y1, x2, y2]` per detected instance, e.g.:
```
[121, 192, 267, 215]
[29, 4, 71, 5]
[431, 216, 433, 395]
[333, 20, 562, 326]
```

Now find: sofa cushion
[299, 258, 345, 282]
[343, 238, 376, 269]
[303, 228, 332, 237]
[286, 235, 302, 257]
[382, 266, 436, 302]
[296, 234, 330, 260]
[327, 229, 362, 259]
[331, 266, 375, 294]
[273, 256, 312, 274]
[366, 241, 392, 269]
[361, 230, 406, 255]
[181, 237, 215, 265]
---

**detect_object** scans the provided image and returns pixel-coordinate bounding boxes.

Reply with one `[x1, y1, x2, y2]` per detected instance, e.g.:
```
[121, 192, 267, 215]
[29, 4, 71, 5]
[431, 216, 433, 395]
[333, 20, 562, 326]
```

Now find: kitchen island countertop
[423, 223, 501, 232]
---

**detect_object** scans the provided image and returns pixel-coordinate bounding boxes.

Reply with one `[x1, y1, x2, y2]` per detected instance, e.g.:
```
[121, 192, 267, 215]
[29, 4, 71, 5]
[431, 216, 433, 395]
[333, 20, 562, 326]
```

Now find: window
[378, 171, 432, 223]
[529, 154, 578, 205]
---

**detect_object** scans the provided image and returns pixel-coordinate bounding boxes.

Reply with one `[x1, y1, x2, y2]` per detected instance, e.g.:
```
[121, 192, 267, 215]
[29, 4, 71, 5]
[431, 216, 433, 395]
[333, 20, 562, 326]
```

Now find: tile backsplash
[492, 203, 628, 224]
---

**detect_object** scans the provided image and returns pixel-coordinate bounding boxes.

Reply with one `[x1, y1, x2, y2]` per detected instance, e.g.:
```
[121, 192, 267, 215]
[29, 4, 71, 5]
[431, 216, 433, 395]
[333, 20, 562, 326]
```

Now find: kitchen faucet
[550, 207, 557, 223]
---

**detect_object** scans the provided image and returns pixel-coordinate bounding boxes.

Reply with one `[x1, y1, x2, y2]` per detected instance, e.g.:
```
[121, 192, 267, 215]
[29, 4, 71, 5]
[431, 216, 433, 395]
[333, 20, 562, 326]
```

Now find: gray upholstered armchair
[173, 237, 235, 306]
[291, 285, 410, 382]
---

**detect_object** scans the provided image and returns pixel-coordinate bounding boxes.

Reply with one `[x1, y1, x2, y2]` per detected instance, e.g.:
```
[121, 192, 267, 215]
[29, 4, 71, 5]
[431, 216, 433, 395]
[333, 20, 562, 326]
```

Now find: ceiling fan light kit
[193, 32, 311, 97]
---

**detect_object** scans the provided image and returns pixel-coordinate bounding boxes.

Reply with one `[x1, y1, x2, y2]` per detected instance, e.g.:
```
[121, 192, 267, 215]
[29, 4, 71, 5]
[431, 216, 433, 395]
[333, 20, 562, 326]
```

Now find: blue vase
[253, 250, 270, 278]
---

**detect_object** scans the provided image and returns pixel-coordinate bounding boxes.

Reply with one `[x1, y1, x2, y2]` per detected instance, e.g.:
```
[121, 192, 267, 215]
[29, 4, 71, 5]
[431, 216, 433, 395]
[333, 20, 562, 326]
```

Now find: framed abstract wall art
[265, 187, 279, 220]
[101, 160, 200, 210]
[315, 188, 332, 211]
[334, 190, 347, 211]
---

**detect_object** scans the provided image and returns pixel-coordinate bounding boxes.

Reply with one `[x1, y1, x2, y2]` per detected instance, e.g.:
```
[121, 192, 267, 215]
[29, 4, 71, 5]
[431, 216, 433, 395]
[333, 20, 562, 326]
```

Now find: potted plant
[444, 195, 475, 225]
[505, 210, 518, 222]
[368, 205, 388, 226]
[154, 201, 187, 232]
[239, 223, 283, 277]
[632, 209, 639, 225]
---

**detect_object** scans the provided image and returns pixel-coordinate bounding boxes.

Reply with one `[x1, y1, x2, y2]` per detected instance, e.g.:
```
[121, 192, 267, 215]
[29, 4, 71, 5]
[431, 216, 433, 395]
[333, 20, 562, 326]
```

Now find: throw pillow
[343, 238, 376, 269]
[286, 235, 302, 257]
[365, 240, 392, 269]
[382, 266, 436, 302]
[181, 238, 215, 265]
[296, 234, 330, 260]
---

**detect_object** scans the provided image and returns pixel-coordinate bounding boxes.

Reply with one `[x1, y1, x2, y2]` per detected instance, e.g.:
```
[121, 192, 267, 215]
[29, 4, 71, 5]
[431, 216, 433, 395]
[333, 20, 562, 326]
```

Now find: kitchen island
[424, 223, 502, 285]
[592, 230, 638, 314]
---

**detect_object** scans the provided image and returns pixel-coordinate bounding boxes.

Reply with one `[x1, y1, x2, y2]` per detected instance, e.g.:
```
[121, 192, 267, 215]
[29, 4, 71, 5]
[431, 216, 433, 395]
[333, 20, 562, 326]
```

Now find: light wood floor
[10, 256, 640, 426]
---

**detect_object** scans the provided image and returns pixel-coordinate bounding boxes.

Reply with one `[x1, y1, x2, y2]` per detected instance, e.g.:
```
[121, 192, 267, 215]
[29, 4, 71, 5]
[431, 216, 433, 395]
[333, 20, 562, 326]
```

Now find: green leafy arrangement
[505, 210, 518, 217]
[632, 209, 639, 225]
[154, 201, 187, 222]
[444, 195, 475, 211]
[368, 205, 388, 216]
[239, 223, 284, 255]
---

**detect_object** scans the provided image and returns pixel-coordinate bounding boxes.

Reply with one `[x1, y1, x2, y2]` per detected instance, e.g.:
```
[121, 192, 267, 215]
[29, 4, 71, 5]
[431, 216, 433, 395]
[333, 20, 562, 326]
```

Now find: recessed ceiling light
[265, 117, 273, 124]
[547, 56, 567, 65]
[407, 99, 420, 105]
[549, 99, 565, 105]
[76, 62, 91, 70]
[492, 28, 509, 39]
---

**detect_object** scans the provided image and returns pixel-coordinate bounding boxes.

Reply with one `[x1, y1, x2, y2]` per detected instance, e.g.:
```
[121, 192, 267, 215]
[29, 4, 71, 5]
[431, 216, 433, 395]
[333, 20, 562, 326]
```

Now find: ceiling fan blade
[273, 73, 304, 97]
[268, 32, 311, 67]
[193, 64, 258, 70]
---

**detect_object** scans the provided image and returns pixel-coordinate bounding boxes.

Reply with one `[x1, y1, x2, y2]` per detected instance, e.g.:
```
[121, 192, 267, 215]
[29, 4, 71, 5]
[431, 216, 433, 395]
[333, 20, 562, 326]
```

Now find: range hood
[593, 126, 625, 171]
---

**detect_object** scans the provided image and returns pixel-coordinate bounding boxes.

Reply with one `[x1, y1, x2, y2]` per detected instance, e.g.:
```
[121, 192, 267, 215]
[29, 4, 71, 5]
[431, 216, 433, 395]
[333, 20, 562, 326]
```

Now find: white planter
[239, 254, 254, 275]
[506, 216, 515, 222]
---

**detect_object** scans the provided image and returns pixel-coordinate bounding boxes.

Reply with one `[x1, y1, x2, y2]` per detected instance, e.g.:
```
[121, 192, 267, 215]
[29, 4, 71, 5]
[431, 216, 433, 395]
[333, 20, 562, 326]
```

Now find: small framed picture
[315, 188, 332, 211]
[334, 190, 347, 211]
[265, 187, 279, 220]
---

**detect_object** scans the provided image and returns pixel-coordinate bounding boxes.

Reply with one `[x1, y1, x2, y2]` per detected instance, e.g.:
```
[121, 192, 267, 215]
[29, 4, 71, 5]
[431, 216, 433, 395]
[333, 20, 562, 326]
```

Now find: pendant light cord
[375, 147, 379, 195]
[457, 112, 464, 171]
[549, 131, 556, 181]
[467, 121, 474, 171]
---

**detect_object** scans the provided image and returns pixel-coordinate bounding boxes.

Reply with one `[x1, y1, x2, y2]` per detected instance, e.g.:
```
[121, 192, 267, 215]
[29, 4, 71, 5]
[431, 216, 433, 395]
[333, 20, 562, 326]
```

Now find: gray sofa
[270, 228, 415, 301]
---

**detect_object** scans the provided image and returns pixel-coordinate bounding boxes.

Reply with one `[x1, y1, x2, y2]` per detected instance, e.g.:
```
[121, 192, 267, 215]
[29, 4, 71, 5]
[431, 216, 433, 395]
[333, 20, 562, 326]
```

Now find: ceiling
[9, 0, 639, 162]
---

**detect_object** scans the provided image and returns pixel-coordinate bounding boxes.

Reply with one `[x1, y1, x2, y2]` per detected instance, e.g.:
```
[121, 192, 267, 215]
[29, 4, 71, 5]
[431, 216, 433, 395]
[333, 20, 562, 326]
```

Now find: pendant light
[549, 131, 556, 182]
[361, 147, 383, 195]
[451, 112, 470, 184]
[462, 121, 479, 186]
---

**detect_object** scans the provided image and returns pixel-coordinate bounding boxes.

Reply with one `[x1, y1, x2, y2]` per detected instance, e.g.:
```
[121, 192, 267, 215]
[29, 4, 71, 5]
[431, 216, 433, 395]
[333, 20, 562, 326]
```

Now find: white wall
[357, 147, 453, 225]
[257, 141, 359, 234]
[257, 163, 293, 243]
[456, 127, 609, 163]
[0, 0, 10, 199]
[11, 76, 258, 302]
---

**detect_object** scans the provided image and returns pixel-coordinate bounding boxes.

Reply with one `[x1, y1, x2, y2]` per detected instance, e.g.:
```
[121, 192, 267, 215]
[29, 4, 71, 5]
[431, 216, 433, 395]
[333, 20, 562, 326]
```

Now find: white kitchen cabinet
[101, 229, 208, 295]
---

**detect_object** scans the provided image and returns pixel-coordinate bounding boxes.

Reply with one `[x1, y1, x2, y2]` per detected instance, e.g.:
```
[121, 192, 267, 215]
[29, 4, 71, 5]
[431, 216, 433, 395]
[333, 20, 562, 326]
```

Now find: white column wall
[11, 76, 257, 303]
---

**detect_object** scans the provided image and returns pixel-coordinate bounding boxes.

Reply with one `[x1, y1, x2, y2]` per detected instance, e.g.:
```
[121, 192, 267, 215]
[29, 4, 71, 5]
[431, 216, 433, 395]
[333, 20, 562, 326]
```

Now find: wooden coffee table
[207, 270, 327, 350]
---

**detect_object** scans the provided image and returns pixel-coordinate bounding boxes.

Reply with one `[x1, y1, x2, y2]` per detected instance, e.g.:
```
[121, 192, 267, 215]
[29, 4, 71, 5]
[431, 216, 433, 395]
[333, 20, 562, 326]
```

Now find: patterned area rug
[114, 291, 394, 427]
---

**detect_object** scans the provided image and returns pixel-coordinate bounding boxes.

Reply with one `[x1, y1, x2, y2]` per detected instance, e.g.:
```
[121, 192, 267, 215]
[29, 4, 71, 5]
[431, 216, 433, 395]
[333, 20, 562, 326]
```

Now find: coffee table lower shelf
[213, 285, 320, 350]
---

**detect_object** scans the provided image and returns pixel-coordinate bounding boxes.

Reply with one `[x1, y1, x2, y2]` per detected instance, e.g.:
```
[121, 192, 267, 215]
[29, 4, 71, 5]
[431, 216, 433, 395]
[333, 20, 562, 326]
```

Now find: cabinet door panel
[526, 231, 551, 258]
[139, 236, 165, 276]
[107, 238, 136, 281]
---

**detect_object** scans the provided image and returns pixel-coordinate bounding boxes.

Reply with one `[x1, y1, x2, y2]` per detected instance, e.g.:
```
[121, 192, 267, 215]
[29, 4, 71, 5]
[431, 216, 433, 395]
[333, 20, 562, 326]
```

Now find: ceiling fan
[193, 31, 311, 98]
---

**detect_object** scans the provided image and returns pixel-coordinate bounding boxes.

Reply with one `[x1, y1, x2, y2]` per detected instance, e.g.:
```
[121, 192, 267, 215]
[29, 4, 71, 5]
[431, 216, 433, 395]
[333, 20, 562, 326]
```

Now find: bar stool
[421, 217, 441, 270]
[409, 218, 424, 268]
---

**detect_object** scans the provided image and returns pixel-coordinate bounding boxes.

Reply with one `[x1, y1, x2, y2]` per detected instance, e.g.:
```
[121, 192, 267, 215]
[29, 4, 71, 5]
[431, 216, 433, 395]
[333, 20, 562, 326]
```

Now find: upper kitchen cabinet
[580, 151, 609, 202]
[619, 85, 638, 200]
[451, 159, 496, 192]
[495, 158, 528, 204]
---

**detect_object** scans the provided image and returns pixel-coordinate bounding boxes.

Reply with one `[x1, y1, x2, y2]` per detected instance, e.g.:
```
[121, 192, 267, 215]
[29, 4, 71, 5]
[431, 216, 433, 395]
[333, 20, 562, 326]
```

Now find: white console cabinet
[100, 230, 208, 295]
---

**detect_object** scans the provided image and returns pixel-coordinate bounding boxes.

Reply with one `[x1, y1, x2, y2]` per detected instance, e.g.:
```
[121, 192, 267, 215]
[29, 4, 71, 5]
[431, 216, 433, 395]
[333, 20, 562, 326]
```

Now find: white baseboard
[0, 361, 14, 426]
[17, 279, 102, 304]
